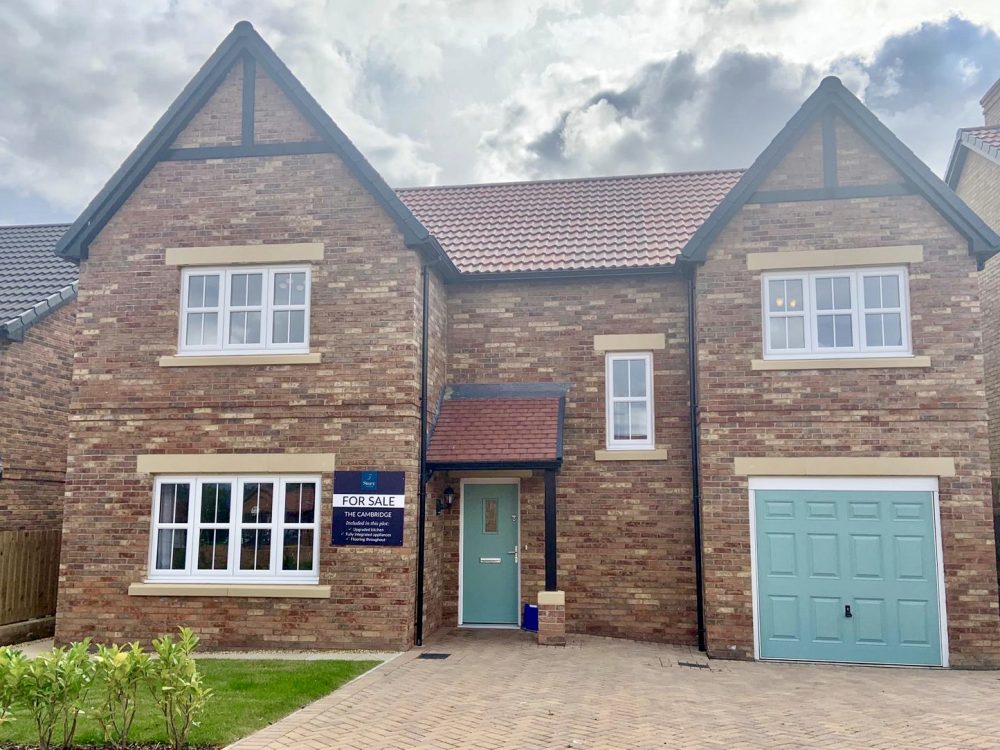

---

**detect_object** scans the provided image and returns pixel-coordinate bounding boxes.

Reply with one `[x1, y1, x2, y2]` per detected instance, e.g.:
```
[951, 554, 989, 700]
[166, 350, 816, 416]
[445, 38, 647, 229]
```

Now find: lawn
[0, 658, 380, 748]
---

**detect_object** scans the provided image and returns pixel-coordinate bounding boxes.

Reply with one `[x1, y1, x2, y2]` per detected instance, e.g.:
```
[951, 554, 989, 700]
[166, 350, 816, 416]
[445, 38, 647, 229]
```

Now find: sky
[1, 1, 999, 225]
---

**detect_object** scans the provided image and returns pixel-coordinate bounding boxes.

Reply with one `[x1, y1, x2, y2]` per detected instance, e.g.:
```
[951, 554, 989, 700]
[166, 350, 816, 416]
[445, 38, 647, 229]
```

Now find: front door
[461, 483, 519, 625]
[754, 485, 943, 666]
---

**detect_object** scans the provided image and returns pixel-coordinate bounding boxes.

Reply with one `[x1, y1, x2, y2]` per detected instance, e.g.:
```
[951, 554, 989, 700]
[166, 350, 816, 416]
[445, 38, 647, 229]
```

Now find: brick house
[46, 22, 1000, 667]
[946, 76, 1000, 583]
[0, 225, 77, 644]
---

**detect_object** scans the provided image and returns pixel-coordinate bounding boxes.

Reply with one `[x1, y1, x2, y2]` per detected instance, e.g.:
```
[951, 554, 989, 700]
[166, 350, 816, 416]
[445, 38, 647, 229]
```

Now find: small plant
[149, 627, 213, 750]
[93, 641, 152, 749]
[0, 646, 27, 725]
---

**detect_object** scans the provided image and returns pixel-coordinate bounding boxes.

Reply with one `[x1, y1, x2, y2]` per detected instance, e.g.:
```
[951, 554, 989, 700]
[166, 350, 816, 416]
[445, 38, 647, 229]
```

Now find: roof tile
[427, 398, 561, 464]
[0, 224, 76, 323]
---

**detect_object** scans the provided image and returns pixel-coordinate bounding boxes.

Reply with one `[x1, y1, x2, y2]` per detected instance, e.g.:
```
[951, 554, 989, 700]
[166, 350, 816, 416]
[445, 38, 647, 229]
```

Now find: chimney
[983, 76, 1000, 126]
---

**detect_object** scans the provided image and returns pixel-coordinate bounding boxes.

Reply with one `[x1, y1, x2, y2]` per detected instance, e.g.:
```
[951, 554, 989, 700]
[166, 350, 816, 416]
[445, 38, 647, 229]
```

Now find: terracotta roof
[427, 384, 568, 466]
[962, 125, 1000, 150]
[946, 125, 1000, 188]
[397, 169, 744, 274]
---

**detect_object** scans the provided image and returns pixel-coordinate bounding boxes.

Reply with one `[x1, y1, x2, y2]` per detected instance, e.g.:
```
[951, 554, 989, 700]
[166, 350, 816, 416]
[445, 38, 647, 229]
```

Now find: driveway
[229, 629, 1000, 750]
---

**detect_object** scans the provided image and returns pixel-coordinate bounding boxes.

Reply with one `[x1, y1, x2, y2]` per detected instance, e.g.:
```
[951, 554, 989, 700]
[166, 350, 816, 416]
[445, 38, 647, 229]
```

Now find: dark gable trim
[946, 129, 1000, 189]
[681, 76, 1000, 263]
[748, 184, 914, 204]
[55, 21, 459, 278]
[162, 141, 332, 160]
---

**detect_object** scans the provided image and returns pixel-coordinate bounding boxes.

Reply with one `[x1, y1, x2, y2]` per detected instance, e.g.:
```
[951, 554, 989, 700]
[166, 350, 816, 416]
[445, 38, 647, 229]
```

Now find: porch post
[544, 468, 557, 591]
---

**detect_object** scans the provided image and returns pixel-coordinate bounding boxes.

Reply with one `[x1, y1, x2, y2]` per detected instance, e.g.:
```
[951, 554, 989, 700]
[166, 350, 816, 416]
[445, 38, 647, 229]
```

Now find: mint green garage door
[754, 487, 943, 666]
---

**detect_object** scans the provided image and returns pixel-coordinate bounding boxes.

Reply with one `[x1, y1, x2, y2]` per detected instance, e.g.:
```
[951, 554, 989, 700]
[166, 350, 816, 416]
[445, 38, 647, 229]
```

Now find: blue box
[522, 603, 538, 632]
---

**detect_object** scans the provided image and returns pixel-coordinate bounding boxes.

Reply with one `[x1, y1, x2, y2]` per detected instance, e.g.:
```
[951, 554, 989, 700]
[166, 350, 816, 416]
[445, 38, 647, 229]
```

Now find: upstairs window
[762, 267, 910, 359]
[149, 475, 320, 583]
[179, 266, 310, 355]
[605, 352, 655, 450]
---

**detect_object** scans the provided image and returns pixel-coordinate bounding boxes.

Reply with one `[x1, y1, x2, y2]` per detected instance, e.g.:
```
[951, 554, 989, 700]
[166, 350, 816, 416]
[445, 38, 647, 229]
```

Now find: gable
[682, 77, 1000, 263]
[55, 21, 453, 274]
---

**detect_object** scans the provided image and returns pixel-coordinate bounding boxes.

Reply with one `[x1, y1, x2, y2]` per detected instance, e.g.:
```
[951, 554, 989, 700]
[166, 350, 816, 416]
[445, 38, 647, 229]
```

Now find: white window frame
[148, 474, 321, 583]
[761, 266, 911, 360]
[605, 351, 655, 451]
[178, 266, 311, 356]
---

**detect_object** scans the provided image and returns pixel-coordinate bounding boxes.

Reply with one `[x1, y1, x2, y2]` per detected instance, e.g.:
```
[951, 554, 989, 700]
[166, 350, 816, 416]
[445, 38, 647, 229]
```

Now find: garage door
[752, 479, 944, 666]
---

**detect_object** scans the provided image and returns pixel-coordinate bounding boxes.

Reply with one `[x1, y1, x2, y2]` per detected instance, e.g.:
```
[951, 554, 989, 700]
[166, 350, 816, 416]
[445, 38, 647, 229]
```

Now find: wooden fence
[0, 529, 61, 627]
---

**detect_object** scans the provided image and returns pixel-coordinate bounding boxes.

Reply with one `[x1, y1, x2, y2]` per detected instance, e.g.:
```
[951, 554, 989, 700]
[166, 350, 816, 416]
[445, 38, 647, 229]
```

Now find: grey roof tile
[0, 224, 77, 324]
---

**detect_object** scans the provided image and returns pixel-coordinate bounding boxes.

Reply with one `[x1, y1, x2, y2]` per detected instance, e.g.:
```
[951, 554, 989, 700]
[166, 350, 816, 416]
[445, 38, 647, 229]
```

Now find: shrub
[93, 641, 152, 749]
[149, 627, 213, 750]
[0, 646, 27, 725]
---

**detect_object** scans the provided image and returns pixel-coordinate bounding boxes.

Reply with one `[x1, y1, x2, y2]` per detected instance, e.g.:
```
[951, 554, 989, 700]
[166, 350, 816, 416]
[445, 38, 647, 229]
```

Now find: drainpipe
[415, 262, 431, 647]
[686, 265, 707, 653]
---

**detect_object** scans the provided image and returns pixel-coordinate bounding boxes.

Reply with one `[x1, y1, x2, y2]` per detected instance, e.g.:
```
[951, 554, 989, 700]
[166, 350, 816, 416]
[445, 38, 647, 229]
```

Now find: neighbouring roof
[426, 384, 569, 467]
[0, 224, 77, 340]
[684, 76, 1000, 263]
[397, 170, 743, 275]
[945, 125, 1000, 188]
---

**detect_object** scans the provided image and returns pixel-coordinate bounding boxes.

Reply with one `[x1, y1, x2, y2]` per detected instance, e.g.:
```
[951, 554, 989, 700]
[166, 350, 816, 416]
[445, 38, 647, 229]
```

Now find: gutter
[685, 265, 707, 653]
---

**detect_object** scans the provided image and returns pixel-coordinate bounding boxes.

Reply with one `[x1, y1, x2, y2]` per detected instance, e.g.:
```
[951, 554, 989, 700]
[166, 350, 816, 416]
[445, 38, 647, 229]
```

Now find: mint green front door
[755, 488, 943, 666]
[462, 484, 519, 625]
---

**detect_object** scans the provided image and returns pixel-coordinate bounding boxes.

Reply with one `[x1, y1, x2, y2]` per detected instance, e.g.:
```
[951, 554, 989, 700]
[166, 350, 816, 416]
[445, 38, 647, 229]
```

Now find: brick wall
[0, 303, 75, 532]
[56, 64, 426, 650]
[696, 117, 1000, 667]
[441, 276, 697, 644]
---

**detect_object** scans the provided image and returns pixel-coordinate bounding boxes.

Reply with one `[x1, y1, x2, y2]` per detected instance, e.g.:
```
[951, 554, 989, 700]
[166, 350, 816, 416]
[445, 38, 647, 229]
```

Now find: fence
[0, 529, 60, 627]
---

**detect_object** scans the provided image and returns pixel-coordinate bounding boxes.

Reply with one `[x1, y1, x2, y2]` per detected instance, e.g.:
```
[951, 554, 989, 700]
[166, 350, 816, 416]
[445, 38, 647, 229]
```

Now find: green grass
[0, 658, 380, 748]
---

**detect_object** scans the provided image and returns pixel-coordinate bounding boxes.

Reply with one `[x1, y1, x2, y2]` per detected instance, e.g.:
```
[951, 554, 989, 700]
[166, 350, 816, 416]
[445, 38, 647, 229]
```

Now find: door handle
[844, 604, 853, 618]
[507, 548, 519, 564]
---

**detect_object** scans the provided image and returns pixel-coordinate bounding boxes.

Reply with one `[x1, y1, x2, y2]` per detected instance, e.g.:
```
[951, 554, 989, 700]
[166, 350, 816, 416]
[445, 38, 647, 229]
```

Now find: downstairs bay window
[762, 266, 911, 359]
[149, 475, 320, 583]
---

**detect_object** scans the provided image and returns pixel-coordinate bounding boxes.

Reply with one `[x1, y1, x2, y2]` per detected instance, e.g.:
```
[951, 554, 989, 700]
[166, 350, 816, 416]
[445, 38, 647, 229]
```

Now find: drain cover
[418, 653, 450, 660]
[677, 661, 710, 669]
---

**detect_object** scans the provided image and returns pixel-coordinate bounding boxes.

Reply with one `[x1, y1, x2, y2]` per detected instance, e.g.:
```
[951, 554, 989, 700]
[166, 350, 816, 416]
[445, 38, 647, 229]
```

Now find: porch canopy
[427, 383, 568, 590]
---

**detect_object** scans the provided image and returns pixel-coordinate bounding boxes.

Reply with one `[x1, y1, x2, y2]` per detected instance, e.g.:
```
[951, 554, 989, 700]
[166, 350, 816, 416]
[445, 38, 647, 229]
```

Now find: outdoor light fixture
[436, 486, 455, 515]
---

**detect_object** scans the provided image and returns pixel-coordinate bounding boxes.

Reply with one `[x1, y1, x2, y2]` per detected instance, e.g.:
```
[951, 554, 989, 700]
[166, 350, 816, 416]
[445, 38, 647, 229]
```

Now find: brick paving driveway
[229, 629, 1000, 749]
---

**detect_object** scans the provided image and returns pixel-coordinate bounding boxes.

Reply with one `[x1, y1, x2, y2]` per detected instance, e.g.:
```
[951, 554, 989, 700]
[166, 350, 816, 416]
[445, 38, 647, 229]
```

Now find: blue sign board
[332, 471, 405, 546]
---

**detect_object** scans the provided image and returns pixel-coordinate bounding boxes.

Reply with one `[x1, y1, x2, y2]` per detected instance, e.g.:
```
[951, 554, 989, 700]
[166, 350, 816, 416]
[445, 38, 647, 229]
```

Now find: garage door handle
[844, 604, 852, 618]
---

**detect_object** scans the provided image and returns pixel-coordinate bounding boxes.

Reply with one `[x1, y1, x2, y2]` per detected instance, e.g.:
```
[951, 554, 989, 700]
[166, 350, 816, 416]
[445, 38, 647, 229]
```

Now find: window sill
[158, 353, 321, 367]
[594, 449, 668, 461]
[751, 356, 930, 371]
[128, 583, 330, 598]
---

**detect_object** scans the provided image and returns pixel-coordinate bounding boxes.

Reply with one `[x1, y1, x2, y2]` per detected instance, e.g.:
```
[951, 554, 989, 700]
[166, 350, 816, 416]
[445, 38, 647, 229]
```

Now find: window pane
[629, 402, 648, 440]
[817, 315, 834, 347]
[815, 278, 832, 310]
[204, 275, 220, 307]
[881, 275, 900, 308]
[188, 275, 205, 307]
[200, 482, 232, 524]
[242, 482, 274, 523]
[158, 483, 190, 524]
[273, 273, 291, 305]
[155, 529, 187, 570]
[628, 359, 647, 397]
[834, 314, 853, 346]
[832, 277, 851, 309]
[230, 311, 262, 345]
[247, 274, 263, 306]
[883, 312, 902, 346]
[289, 273, 307, 305]
[865, 313, 884, 347]
[272, 310, 289, 344]
[282, 529, 314, 571]
[185, 313, 203, 346]
[613, 402, 629, 440]
[197, 530, 229, 570]
[768, 280, 785, 312]
[288, 310, 306, 344]
[283, 482, 316, 524]
[231, 274, 247, 306]
[483, 498, 498, 534]
[769, 317, 787, 349]
[202, 313, 218, 345]
[863, 276, 881, 308]
[786, 279, 803, 312]
[240, 530, 271, 571]
[786, 316, 805, 348]
[612, 360, 628, 397]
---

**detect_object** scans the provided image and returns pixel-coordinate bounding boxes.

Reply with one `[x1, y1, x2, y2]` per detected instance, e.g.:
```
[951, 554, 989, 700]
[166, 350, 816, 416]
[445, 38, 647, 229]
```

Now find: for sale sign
[331, 471, 405, 546]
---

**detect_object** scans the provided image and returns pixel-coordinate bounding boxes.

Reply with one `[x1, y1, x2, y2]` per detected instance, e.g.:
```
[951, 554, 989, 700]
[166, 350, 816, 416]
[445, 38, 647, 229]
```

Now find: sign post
[332, 471, 405, 546]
